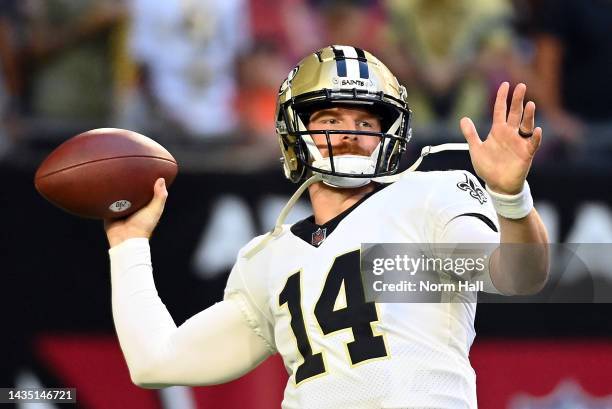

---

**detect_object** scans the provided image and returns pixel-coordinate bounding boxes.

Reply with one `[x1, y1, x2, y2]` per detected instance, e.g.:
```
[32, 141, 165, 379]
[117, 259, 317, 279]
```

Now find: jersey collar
[290, 183, 386, 248]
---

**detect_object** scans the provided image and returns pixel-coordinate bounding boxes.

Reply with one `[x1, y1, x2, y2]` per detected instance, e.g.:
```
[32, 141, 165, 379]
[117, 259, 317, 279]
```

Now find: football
[34, 128, 178, 219]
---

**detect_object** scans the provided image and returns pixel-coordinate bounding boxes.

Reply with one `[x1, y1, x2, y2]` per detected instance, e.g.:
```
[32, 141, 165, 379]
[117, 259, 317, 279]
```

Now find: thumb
[104, 178, 169, 246]
[151, 178, 168, 210]
[460, 117, 481, 149]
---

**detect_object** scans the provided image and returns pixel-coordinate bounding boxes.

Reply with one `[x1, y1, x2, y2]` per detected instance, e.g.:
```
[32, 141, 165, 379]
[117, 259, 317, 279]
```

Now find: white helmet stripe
[336, 45, 361, 79]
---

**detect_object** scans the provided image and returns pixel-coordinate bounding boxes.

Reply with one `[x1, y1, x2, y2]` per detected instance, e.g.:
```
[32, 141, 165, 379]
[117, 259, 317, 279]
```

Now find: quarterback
[105, 46, 549, 408]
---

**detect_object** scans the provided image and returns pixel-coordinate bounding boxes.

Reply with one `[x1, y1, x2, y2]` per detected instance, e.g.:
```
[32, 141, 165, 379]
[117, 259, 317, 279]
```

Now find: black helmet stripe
[332, 46, 348, 77]
[354, 47, 369, 79]
[332, 46, 369, 79]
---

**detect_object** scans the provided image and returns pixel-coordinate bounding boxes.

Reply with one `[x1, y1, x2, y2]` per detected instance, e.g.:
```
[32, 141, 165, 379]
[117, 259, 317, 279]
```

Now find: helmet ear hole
[386, 146, 401, 173]
[279, 137, 306, 183]
[280, 137, 289, 151]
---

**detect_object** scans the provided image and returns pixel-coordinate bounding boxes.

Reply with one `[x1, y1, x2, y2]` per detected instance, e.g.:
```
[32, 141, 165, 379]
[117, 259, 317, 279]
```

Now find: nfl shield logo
[311, 227, 327, 247]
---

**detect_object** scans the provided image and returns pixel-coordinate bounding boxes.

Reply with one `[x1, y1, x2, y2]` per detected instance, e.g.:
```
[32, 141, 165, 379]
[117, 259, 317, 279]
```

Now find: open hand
[460, 82, 543, 195]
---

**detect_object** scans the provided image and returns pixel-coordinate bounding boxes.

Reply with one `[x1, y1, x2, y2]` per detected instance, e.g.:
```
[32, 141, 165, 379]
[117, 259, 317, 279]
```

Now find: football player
[106, 46, 549, 408]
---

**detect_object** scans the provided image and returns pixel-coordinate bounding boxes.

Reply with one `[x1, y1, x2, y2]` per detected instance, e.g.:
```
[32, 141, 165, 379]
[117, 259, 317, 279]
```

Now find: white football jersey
[224, 170, 501, 409]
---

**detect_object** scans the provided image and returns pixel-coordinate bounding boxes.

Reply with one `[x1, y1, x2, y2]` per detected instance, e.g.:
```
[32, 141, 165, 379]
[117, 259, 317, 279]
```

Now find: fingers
[520, 101, 536, 135]
[460, 117, 482, 148]
[493, 82, 510, 125]
[507, 83, 527, 128]
[151, 178, 168, 211]
[528, 126, 543, 155]
[154, 177, 168, 197]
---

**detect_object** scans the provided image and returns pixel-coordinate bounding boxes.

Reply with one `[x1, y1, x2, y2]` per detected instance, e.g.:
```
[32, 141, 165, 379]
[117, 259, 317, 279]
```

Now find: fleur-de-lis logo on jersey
[457, 174, 488, 204]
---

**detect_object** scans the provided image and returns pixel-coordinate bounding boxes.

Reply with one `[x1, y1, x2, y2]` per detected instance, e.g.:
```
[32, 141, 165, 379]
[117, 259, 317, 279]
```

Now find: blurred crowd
[0, 0, 611, 170]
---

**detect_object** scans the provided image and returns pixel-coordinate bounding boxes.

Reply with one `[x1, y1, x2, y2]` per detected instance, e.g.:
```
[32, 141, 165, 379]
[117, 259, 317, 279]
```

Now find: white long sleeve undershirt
[109, 238, 272, 388]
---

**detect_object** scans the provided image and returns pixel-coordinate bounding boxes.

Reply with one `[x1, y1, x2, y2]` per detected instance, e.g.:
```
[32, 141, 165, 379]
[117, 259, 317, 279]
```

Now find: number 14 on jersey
[279, 250, 389, 384]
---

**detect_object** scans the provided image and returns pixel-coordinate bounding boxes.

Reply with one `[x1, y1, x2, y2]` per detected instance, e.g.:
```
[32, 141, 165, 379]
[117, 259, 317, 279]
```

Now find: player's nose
[340, 120, 359, 141]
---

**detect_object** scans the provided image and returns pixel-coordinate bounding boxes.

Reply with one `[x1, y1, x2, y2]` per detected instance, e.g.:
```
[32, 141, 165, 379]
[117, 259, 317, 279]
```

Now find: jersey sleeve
[428, 170, 499, 239]
[437, 215, 502, 294]
[428, 170, 502, 294]
[224, 237, 277, 353]
[109, 238, 273, 387]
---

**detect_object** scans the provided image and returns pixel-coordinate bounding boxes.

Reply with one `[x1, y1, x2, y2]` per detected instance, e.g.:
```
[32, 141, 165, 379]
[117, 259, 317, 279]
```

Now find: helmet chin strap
[244, 142, 469, 259]
[244, 173, 322, 258]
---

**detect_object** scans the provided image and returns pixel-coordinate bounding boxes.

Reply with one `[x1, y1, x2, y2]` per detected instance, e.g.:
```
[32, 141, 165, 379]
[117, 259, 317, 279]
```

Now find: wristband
[485, 181, 534, 219]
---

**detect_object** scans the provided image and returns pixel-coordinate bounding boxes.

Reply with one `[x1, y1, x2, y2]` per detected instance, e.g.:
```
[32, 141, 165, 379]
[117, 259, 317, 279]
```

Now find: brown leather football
[34, 128, 178, 219]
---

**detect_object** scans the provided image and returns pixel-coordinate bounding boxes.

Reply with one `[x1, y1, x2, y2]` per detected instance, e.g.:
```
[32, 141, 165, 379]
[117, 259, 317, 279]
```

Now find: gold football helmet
[275, 45, 412, 188]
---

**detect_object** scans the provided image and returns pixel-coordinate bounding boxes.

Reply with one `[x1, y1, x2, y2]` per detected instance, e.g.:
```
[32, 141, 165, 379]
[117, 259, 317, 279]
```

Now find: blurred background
[2, 0, 612, 408]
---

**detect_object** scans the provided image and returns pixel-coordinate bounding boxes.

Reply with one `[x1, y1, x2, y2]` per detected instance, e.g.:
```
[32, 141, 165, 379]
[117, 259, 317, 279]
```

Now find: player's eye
[358, 120, 373, 128]
[320, 118, 339, 125]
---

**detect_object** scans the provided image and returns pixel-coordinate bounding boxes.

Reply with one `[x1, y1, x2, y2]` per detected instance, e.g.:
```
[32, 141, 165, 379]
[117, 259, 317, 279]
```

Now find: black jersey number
[279, 250, 388, 384]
